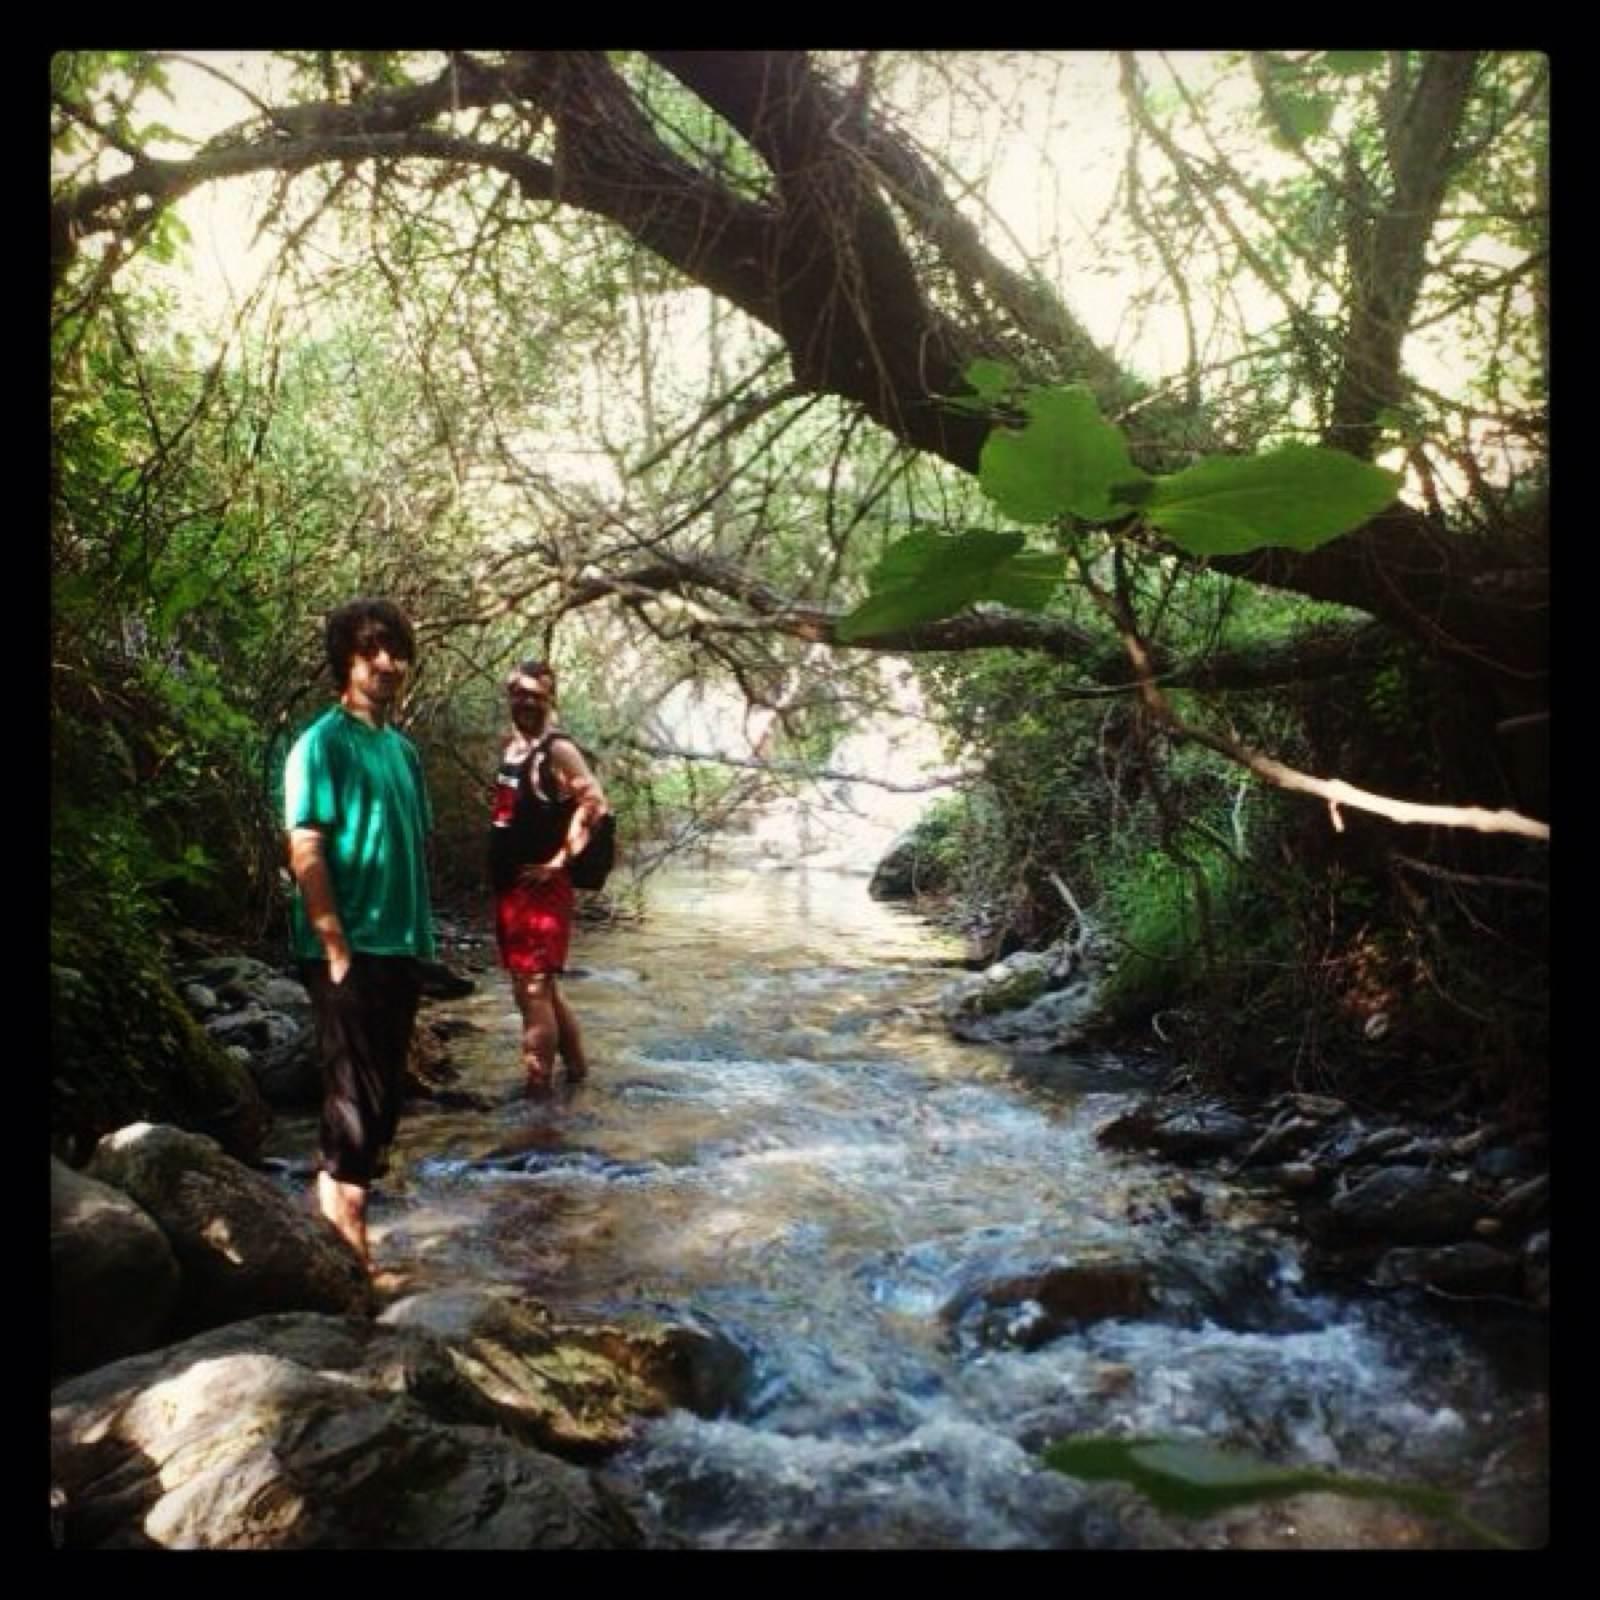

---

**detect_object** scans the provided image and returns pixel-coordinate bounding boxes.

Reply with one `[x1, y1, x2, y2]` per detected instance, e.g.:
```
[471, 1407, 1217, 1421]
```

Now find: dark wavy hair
[325, 598, 416, 690]
[506, 659, 556, 691]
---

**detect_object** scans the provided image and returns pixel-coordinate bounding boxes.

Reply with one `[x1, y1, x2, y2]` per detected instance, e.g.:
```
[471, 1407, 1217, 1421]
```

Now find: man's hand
[518, 858, 566, 886]
[289, 827, 353, 982]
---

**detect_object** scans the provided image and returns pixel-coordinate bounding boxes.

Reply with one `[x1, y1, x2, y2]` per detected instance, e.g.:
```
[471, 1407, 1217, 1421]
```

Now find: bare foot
[524, 1068, 554, 1095]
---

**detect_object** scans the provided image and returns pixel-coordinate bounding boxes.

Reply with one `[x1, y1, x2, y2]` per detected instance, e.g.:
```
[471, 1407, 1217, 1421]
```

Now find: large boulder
[1373, 1242, 1523, 1297]
[867, 821, 952, 901]
[49, 1313, 652, 1549]
[85, 1123, 372, 1331]
[1326, 1166, 1485, 1245]
[941, 943, 1099, 1049]
[381, 1288, 751, 1459]
[951, 1259, 1154, 1332]
[51, 1157, 181, 1377]
[1097, 1101, 1255, 1163]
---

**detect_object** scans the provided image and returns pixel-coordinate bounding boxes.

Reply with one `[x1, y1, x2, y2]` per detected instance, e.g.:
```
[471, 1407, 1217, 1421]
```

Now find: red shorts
[495, 872, 574, 975]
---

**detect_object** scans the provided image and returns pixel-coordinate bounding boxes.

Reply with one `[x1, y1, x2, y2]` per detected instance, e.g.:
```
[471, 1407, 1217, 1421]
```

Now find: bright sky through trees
[95, 49, 1536, 509]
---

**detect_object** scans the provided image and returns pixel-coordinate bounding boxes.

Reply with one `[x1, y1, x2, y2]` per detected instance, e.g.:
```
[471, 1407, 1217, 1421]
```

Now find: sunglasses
[354, 635, 411, 664]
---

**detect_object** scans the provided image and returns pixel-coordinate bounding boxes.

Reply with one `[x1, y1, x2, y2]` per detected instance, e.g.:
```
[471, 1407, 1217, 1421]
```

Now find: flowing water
[269, 861, 1548, 1549]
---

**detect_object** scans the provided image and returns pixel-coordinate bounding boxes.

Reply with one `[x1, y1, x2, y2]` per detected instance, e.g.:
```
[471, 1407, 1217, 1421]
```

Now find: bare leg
[553, 982, 588, 1082]
[317, 1170, 370, 1266]
[513, 971, 560, 1092]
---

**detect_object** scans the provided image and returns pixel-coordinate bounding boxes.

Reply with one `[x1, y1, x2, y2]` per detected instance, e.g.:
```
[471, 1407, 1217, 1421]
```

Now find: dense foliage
[51, 51, 1547, 1123]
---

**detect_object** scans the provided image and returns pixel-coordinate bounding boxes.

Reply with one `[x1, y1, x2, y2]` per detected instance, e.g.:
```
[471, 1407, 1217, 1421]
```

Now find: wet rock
[1270, 1162, 1323, 1193]
[1096, 1105, 1161, 1152]
[1346, 1127, 1417, 1165]
[1091, 1363, 1136, 1397]
[381, 1289, 752, 1458]
[943, 951, 1052, 1016]
[1523, 1230, 1549, 1310]
[948, 983, 1101, 1049]
[1472, 1145, 1541, 1182]
[85, 1123, 372, 1331]
[181, 955, 288, 1009]
[257, 976, 313, 1012]
[1372, 1243, 1523, 1297]
[947, 1257, 1154, 1347]
[51, 1157, 181, 1377]
[204, 1004, 302, 1053]
[1145, 1107, 1255, 1163]
[1232, 1114, 1321, 1168]
[868, 825, 951, 901]
[50, 1313, 651, 1549]
[1148, 1239, 1297, 1333]
[1281, 1093, 1348, 1121]
[1310, 1120, 1379, 1167]
[1493, 1173, 1549, 1226]
[1326, 1166, 1482, 1245]
[181, 983, 220, 1016]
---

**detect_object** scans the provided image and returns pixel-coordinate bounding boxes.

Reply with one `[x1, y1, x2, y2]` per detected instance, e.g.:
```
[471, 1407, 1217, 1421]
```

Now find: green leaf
[1145, 445, 1400, 556]
[985, 550, 1064, 611]
[1323, 51, 1385, 75]
[980, 385, 1149, 524]
[1273, 91, 1335, 145]
[964, 358, 1019, 401]
[837, 529, 1025, 641]
[156, 568, 212, 635]
[1041, 1436, 1519, 1547]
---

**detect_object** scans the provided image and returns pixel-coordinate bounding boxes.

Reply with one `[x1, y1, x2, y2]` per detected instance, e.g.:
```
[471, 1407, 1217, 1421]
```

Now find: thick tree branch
[1327, 51, 1480, 459]
[1075, 552, 1549, 841]
[50, 50, 1544, 695]
[531, 552, 1404, 696]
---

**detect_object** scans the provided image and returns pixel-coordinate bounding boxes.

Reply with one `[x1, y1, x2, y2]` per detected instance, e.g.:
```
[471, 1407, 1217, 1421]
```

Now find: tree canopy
[51, 50, 1548, 847]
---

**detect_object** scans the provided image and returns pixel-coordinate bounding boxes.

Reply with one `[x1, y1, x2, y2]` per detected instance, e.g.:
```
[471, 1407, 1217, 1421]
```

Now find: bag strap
[526, 732, 578, 808]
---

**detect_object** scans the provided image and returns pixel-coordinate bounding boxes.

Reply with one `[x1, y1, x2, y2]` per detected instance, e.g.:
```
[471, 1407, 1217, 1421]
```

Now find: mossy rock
[51, 930, 271, 1165]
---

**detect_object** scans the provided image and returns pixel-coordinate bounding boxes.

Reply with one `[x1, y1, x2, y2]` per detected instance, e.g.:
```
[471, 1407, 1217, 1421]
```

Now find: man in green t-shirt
[284, 597, 435, 1268]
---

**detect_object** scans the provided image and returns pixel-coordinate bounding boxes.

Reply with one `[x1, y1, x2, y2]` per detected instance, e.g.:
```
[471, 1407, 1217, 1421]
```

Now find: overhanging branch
[1074, 552, 1549, 841]
[618, 738, 978, 792]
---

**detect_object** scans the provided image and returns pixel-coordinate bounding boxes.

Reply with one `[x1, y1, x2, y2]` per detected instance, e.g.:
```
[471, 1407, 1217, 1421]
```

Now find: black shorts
[300, 954, 423, 1186]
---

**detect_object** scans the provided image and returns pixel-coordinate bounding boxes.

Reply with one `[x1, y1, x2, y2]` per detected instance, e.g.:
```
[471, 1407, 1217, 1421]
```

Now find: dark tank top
[488, 736, 575, 886]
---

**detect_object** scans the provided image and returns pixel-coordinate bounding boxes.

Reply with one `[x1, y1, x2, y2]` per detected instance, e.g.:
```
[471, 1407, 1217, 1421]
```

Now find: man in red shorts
[490, 661, 608, 1092]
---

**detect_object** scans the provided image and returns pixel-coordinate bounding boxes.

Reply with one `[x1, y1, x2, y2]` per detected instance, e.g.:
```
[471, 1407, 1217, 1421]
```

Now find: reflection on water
[270, 861, 1547, 1548]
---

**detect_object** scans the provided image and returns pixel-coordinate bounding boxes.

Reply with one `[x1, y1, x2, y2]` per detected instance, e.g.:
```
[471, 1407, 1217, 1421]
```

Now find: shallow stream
[268, 861, 1548, 1549]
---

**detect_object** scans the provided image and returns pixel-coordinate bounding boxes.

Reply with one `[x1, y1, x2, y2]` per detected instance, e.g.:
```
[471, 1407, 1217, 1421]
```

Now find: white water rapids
[267, 861, 1548, 1548]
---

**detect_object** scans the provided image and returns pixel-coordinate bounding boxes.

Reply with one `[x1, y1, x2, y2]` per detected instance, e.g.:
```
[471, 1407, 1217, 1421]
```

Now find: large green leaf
[980, 385, 1149, 524]
[1323, 51, 1385, 75]
[984, 550, 1064, 611]
[836, 529, 1024, 641]
[1145, 445, 1401, 556]
[1272, 90, 1335, 144]
[964, 358, 1019, 401]
[1041, 1436, 1518, 1547]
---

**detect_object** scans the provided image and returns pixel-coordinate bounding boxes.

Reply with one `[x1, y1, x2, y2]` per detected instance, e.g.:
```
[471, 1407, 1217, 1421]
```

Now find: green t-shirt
[283, 706, 436, 962]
